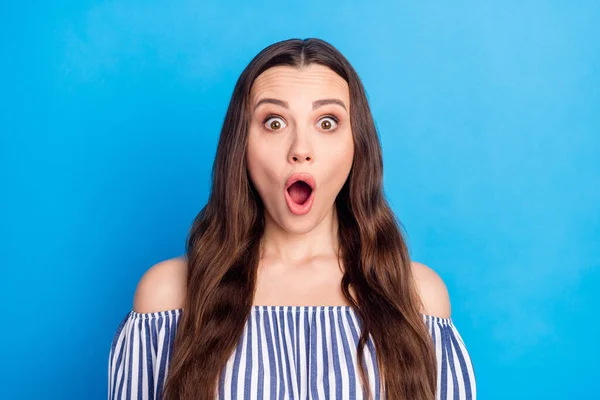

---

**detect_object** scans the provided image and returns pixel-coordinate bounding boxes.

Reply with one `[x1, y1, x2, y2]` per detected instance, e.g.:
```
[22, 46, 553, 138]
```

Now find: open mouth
[284, 173, 316, 215]
[287, 180, 313, 205]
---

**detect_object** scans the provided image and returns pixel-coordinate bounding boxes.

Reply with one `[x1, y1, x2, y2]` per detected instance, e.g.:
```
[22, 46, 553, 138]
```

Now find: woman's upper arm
[109, 256, 187, 399]
[108, 308, 183, 400]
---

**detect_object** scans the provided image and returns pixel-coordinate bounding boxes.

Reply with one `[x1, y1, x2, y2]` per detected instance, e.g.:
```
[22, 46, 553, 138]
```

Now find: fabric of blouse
[108, 305, 476, 400]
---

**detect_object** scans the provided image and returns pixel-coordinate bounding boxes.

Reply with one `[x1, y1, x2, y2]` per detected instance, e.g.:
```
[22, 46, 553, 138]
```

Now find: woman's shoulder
[410, 261, 452, 319]
[132, 255, 188, 313]
[129, 257, 450, 319]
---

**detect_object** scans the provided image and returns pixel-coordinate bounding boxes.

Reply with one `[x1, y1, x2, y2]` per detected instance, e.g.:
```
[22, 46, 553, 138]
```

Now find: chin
[281, 218, 317, 235]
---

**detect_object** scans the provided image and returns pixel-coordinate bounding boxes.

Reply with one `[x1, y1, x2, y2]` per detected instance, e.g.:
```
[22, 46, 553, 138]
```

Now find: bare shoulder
[133, 255, 188, 313]
[410, 261, 451, 318]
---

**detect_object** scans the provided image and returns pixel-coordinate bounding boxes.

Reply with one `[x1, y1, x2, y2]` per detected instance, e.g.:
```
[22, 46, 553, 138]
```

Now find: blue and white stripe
[108, 306, 476, 399]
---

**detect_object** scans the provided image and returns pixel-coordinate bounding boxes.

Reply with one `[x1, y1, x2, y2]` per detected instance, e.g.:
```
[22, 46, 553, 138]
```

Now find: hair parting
[162, 38, 437, 400]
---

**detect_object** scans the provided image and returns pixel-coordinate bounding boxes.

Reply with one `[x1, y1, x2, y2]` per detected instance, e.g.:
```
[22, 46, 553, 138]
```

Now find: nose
[288, 129, 313, 164]
[291, 153, 311, 163]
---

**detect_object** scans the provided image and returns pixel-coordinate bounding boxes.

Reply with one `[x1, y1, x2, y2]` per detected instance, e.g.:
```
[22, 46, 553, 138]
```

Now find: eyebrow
[253, 98, 347, 112]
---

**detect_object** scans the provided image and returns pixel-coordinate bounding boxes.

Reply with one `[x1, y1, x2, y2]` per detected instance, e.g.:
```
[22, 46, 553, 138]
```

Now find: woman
[108, 38, 476, 400]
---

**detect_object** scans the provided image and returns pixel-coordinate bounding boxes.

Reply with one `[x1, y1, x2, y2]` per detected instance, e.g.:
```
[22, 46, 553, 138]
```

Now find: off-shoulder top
[108, 305, 476, 399]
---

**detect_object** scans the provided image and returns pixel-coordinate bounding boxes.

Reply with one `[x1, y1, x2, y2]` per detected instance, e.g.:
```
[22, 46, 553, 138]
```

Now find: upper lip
[285, 172, 316, 191]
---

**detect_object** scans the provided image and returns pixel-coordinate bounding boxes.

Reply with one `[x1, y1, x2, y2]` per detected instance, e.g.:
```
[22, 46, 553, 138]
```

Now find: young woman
[108, 38, 476, 400]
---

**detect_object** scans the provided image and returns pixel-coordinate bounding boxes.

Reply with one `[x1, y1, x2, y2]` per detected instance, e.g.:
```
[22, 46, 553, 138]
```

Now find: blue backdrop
[1, 1, 598, 399]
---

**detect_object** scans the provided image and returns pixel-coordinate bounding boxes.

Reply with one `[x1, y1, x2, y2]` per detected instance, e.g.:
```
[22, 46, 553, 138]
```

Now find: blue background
[1, 1, 598, 399]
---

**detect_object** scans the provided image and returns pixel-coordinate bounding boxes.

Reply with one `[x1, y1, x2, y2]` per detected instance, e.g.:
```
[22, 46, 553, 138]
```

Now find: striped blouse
[108, 305, 476, 399]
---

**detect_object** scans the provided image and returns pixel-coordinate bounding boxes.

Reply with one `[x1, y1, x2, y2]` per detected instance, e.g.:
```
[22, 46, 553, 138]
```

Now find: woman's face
[246, 64, 354, 235]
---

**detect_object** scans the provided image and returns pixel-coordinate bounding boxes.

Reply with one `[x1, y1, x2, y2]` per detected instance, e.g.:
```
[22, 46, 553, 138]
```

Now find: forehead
[250, 64, 349, 105]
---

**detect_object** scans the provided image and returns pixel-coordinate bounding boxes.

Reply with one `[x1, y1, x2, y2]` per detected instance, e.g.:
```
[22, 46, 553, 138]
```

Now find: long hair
[163, 38, 437, 400]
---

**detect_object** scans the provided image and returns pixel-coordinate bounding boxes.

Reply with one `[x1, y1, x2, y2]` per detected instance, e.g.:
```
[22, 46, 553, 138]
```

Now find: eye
[263, 115, 287, 131]
[318, 115, 339, 131]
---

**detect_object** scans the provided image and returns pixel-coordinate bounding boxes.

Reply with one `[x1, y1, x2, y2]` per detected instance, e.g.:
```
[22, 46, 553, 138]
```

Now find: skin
[245, 64, 354, 306]
[133, 66, 451, 317]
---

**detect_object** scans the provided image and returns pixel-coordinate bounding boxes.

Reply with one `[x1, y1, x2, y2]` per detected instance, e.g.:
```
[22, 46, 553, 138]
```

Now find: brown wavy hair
[162, 38, 436, 400]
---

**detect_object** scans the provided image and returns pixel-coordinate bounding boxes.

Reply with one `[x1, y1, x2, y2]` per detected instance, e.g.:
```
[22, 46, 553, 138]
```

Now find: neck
[260, 205, 339, 264]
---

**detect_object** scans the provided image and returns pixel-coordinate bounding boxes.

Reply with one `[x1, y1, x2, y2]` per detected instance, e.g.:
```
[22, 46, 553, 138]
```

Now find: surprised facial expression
[246, 64, 354, 234]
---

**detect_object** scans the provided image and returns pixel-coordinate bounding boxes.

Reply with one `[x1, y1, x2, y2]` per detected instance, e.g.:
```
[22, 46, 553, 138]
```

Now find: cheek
[331, 137, 354, 168]
[246, 141, 281, 194]
[325, 138, 354, 186]
[246, 132, 264, 175]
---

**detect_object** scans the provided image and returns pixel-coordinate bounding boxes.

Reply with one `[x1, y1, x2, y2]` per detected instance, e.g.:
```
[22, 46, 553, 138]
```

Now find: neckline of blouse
[127, 305, 454, 325]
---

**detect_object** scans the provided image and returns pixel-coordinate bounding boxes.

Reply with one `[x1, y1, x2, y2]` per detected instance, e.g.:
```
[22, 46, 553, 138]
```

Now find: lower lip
[284, 188, 315, 215]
